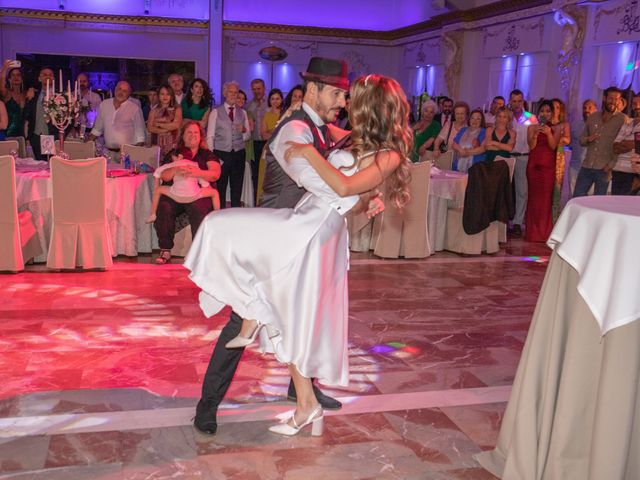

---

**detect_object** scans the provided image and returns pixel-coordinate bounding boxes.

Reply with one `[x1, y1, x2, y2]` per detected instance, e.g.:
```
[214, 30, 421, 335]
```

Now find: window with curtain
[487, 52, 548, 102]
[596, 42, 640, 92]
[487, 56, 517, 100]
[408, 64, 446, 98]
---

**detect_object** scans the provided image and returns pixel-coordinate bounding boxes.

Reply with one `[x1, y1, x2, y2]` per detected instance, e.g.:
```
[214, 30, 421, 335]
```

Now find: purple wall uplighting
[223, 0, 439, 31]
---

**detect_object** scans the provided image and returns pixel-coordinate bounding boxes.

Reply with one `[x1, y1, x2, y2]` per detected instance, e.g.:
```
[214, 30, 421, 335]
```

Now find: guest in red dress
[525, 100, 561, 242]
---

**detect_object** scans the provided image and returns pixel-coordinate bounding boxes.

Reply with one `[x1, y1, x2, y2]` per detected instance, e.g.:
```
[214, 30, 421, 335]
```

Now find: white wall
[222, 32, 397, 96]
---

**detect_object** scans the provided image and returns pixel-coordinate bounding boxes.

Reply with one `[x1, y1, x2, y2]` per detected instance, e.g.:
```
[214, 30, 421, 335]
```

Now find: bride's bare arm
[285, 142, 400, 197]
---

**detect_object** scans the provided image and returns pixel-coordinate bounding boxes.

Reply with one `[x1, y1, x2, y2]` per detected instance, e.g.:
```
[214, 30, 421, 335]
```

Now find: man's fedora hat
[300, 57, 349, 91]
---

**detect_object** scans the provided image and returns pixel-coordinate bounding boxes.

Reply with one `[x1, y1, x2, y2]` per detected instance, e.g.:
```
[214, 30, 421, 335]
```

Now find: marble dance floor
[0, 240, 551, 479]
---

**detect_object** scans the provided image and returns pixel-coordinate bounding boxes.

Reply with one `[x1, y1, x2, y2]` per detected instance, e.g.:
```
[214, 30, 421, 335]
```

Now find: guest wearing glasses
[451, 108, 486, 172]
[207, 81, 251, 208]
[154, 121, 221, 265]
[433, 101, 469, 158]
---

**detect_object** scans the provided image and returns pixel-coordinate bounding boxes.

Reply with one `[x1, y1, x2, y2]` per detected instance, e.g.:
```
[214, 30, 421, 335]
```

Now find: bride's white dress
[184, 150, 358, 386]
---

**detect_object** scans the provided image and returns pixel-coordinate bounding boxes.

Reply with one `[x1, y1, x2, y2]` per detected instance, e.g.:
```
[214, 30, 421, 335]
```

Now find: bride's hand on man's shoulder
[365, 190, 385, 219]
[284, 141, 309, 162]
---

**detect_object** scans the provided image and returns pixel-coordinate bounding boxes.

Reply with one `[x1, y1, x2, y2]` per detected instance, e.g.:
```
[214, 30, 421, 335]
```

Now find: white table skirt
[15, 169, 155, 260]
[349, 170, 467, 254]
[428, 170, 467, 254]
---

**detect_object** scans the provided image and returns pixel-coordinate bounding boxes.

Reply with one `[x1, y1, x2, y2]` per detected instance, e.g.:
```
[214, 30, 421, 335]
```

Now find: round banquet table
[477, 196, 640, 480]
[15, 166, 155, 262]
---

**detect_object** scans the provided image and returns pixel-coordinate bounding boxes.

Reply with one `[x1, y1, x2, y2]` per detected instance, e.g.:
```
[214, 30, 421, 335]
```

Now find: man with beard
[193, 57, 385, 436]
[612, 93, 640, 195]
[574, 86, 627, 197]
[435, 96, 453, 127]
[484, 95, 505, 127]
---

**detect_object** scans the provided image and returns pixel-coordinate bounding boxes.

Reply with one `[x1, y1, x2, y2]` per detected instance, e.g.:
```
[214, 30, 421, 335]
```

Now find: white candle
[59, 70, 63, 93]
[67, 80, 71, 100]
[74, 81, 78, 100]
[46, 79, 50, 101]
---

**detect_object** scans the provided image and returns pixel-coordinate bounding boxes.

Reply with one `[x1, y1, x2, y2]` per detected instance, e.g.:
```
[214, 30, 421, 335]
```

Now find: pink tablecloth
[15, 168, 155, 261]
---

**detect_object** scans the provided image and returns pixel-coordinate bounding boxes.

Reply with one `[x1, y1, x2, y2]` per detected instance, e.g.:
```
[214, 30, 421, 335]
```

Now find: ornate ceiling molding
[0, 8, 208, 30]
[1, 1, 553, 41]
[224, 0, 553, 43]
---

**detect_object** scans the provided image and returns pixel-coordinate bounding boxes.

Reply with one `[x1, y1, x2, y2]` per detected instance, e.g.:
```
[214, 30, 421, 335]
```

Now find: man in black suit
[434, 96, 454, 127]
[25, 67, 57, 160]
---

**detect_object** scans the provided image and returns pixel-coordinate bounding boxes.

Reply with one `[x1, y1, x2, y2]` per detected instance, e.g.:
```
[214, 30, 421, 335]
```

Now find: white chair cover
[421, 150, 454, 171]
[46, 156, 113, 269]
[5, 137, 26, 158]
[0, 155, 41, 271]
[122, 144, 161, 169]
[241, 160, 254, 207]
[372, 161, 432, 258]
[0, 140, 19, 157]
[55, 140, 96, 160]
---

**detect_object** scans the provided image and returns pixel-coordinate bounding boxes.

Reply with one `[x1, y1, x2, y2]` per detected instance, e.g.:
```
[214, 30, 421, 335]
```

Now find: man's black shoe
[287, 382, 342, 410]
[511, 224, 522, 237]
[193, 399, 217, 435]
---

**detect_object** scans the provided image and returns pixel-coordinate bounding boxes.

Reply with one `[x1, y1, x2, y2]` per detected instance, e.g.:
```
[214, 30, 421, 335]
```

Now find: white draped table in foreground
[477, 196, 640, 480]
[15, 168, 155, 261]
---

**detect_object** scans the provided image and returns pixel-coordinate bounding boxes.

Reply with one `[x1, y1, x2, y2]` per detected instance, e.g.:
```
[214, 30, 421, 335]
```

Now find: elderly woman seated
[411, 99, 441, 162]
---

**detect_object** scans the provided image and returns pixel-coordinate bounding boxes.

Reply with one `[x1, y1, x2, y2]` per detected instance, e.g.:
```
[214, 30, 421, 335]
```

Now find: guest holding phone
[524, 100, 561, 242]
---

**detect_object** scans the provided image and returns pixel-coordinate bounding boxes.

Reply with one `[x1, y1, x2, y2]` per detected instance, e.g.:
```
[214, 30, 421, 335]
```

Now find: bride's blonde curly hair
[347, 74, 412, 209]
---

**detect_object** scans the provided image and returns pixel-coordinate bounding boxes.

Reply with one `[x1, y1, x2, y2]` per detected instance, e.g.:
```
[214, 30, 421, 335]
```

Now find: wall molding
[2, 0, 553, 42]
[0, 8, 208, 31]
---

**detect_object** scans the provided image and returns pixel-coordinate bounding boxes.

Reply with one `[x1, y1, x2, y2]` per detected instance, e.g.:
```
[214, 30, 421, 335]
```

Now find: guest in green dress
[411, 99, 441, 162]
[0, 62, 27, 139]
[181, 78, 212, 131]
[483, 107, 515, 163]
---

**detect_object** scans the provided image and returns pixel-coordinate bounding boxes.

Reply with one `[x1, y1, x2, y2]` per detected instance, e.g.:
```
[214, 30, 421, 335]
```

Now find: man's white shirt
[91, 98, 146, 149]
[269, 102, 359, 215]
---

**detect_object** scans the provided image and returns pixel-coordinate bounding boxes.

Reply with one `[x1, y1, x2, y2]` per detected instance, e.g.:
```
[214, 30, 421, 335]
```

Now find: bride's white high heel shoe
[225, 321, 262, 349]
[268, 405, 324, 436]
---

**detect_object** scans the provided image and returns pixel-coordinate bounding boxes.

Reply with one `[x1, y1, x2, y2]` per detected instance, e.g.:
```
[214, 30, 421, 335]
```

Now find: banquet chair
[420, 150, 454, 171]
[46, 156, 113, 270]
[495, 156, 516, 243]
[6, 137, 27, 158]
[122, 144, 161, 169]
[0, 140, 19, 157]
[443, 161, 513, 255]
[347, 209, 374, 252]
[171, 224, 192, 257]
[372, 161, 431, 258]
[435, 150, 454, 171]
[55, 140, 95, 160]
[0, 155, 42, 271]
